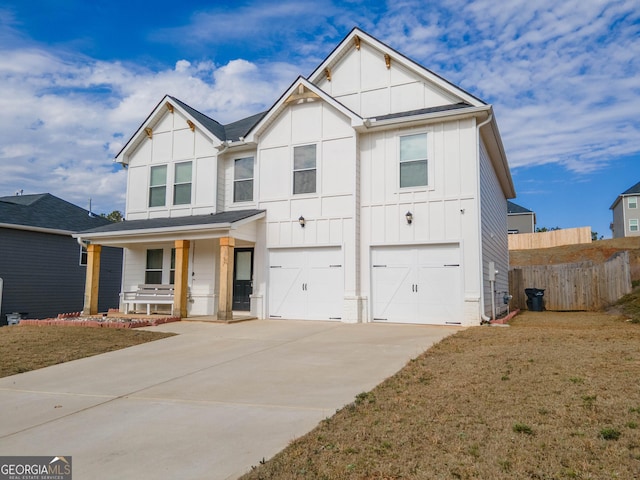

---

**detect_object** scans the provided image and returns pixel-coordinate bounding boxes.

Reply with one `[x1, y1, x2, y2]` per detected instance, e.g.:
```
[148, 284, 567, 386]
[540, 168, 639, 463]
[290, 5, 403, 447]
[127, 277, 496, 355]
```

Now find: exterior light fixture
[299, 215, 306, 227]
[405, 211, 413, 225]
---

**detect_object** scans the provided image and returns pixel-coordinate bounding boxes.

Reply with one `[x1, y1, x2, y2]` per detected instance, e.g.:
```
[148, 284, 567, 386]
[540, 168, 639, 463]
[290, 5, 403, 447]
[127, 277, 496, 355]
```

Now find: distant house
[75, 28, 515, 326]
[0, 193, 122, 324]
[610, 181, 640, 238]
[507, 201, 536, 234]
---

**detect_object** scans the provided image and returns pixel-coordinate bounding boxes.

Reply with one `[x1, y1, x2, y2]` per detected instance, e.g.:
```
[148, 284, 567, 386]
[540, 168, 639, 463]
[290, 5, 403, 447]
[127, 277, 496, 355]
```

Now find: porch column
[82, 244, 101, 315]
[173, 240, 190, 318]
[217, 237, 235, 321]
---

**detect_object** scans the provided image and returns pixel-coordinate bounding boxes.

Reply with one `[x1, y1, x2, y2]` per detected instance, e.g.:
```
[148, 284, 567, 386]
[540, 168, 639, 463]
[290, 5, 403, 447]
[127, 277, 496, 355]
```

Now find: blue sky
[1, 0, 639, 238]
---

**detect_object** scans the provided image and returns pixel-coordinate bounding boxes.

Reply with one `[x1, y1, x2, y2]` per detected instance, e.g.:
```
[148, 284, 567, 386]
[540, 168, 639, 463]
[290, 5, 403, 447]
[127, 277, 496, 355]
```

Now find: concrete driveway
[0, 319, 459, 479]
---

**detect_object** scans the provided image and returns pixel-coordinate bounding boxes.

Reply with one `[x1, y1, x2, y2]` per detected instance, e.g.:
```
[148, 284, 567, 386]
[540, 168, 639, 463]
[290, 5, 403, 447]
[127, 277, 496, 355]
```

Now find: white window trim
[397, 129, 433, 192]
[630, 218, 639, 232]
[149, 164, 168, 208]
[233, 156, 255, 203]
[292, 143, 318, 196]
[628, 196, 637, 209]
[173, 161, 193, 206]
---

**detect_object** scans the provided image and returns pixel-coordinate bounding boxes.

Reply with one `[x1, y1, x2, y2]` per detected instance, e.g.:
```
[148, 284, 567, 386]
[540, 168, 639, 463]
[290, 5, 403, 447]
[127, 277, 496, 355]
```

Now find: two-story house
[610, 181, 640, 238]
[75, 28, 515, 326]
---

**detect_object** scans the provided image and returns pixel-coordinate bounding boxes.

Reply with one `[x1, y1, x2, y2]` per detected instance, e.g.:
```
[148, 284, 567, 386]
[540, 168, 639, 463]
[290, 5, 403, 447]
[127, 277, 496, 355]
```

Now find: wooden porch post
[173, 240, 190, 318]
[83, 244, 101, 315]
[217, 237, 235, 321]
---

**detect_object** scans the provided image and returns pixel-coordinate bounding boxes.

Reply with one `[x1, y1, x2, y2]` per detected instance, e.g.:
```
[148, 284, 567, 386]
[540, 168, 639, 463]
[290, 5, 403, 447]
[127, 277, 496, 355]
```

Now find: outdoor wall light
[299, 215, 306, 227]
[405, 211, 413, 225]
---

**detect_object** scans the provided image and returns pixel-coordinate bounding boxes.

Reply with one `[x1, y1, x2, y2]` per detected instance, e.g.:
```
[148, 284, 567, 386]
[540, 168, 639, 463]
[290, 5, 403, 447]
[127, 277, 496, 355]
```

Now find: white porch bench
[122, 284, 175, 315]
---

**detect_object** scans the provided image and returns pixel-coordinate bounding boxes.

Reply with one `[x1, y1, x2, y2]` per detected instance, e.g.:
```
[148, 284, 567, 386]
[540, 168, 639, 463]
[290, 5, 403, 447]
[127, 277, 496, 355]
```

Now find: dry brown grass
[241, 311, 640, 480]
[0, 325, 174, 378]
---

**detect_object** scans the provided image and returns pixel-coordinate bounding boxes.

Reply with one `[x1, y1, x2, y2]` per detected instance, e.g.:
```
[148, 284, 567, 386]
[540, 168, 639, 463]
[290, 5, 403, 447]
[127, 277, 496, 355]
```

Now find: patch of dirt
[510, 237, 640, 281]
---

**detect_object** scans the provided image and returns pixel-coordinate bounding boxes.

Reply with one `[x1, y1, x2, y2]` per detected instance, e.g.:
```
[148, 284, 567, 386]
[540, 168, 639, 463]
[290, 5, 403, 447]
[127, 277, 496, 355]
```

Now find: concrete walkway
[0, 320, 460, 479]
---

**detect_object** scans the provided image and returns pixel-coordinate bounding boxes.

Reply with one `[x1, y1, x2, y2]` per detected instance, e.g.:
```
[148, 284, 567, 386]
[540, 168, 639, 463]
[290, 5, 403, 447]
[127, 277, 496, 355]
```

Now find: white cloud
[0, 0, 639, 216]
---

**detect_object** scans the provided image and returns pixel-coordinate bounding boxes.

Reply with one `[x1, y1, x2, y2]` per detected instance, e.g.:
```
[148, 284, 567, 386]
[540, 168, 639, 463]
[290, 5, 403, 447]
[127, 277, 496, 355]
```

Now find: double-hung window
[234, 157, 254, 202]
[629, 196, 637, 209]
[149, 165, 167, 207]
[169, 248, 176, 284]
[293, 144, 316, 194]
[173, 161, 192, 205]
[630, 219, 639, 232]
[145, 249, 164, 284]
[399, 133, 428, 188]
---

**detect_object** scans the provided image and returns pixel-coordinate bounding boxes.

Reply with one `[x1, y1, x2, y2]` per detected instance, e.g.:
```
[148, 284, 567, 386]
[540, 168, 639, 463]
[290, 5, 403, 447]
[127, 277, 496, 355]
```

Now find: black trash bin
[524, 288, 545, 312]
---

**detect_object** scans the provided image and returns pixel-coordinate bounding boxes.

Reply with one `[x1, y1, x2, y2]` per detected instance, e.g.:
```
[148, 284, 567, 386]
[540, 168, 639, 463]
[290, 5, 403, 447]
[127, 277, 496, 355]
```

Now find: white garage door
[268, 247, 343, 320]
[371, 244, 462, 325]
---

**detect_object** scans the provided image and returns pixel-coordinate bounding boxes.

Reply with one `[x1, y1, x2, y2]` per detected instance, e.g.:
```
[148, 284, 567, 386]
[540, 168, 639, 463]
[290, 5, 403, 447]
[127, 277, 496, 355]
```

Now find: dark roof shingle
[0, 193, 112, 232]
[507, 201, 533, 214]
[78, 209, 265, 235]
[621, 181, 640, 196]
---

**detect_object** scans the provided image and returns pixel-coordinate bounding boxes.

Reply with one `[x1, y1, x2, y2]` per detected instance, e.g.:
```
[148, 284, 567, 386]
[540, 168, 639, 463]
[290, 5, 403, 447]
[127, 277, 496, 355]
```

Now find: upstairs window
[399, 133, 428, 188]
[145, 249, 164, 284]
[149, 165, 167, 207]
[234, 157, 254, 202]
[173, 161, 192, 205]
[630, 219, 639, 232]
[629, 196, 638, 209]
[293, 144, 316, 194]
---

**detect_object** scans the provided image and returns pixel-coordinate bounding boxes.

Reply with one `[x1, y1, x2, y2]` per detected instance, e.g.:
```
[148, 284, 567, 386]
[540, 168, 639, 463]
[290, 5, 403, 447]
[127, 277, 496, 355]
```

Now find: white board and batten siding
[359, 119, 482, 325]
[124, 108, 218, 221]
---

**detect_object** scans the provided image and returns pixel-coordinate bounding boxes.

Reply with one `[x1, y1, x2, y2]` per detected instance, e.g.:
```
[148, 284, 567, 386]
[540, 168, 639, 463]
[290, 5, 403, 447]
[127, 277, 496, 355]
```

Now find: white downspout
[477, 112, 493, 323]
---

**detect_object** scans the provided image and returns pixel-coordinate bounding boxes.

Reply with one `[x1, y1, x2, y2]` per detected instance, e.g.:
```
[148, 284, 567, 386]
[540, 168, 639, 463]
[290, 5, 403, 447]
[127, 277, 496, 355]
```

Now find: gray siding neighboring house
[610, 181, 640, 238]
[507, 201, 536, 234]
[0, 194, 123, 324]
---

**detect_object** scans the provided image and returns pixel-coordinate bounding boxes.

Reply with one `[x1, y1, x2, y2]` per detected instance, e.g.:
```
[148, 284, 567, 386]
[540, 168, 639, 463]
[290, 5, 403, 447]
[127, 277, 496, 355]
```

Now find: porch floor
[113, 311, 256, 324]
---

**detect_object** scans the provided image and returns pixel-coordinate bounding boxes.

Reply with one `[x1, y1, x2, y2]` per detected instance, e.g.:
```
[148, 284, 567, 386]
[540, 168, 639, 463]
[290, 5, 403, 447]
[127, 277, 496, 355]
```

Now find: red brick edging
[489, 309, 520, 325]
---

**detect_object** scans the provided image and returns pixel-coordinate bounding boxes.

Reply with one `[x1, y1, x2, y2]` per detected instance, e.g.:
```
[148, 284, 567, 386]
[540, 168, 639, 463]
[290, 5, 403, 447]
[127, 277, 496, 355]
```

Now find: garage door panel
[372, 265, 414, 322]
[269, 266, 305, 318]
[307, 265, 343, 320]
[417, 265, 461, 324]
[372, 244, 462, 325]
[268, 247, 343, 321]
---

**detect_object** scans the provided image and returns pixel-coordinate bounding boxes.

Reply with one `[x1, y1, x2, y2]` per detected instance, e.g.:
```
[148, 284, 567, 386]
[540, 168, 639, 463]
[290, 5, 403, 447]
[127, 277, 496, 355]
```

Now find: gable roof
[507, 201, 533, 215]
[610, 180, 640, 209]
[621, 181, 640, 196]
[244, 76, 364, 142]
[115, 96, 267, 164]
[308, 27, 485, 108]
[0, 193, 112, 234]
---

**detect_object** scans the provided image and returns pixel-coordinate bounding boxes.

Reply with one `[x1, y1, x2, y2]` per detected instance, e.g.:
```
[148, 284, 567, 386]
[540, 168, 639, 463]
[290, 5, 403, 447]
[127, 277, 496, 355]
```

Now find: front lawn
[0, 325, 174, 378]
[241, 311, 640, 479]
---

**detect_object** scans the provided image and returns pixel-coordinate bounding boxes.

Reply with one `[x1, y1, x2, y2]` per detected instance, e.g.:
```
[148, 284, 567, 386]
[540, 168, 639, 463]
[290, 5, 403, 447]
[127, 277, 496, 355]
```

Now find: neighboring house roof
[610, 180, 640, 209]
[0, 193, 111, 234]
[76, 209, 265, 237]
[507, 201, 533, 215]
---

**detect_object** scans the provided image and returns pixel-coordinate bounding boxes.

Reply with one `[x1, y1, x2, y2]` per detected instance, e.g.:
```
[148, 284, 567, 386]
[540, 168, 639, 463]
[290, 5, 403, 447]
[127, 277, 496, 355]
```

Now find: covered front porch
[73, 210, 265, 321]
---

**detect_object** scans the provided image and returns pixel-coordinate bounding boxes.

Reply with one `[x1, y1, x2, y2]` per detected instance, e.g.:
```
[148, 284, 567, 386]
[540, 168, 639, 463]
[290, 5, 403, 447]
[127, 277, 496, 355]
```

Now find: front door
[232, 248, 253, 311]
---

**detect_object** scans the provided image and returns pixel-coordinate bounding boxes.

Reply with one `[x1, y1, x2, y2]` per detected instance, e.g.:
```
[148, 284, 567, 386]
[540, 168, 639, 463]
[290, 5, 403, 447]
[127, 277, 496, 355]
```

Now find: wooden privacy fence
[508, 226, 592, 250]
[509, 251, 631, 311]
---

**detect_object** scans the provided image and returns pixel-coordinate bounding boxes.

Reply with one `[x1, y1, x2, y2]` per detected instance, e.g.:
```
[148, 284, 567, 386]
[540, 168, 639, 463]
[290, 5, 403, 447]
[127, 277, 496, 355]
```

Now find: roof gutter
[0, 222, 73, 236]
[360, 105, 491, 131]
[476, 112, 494, 324]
